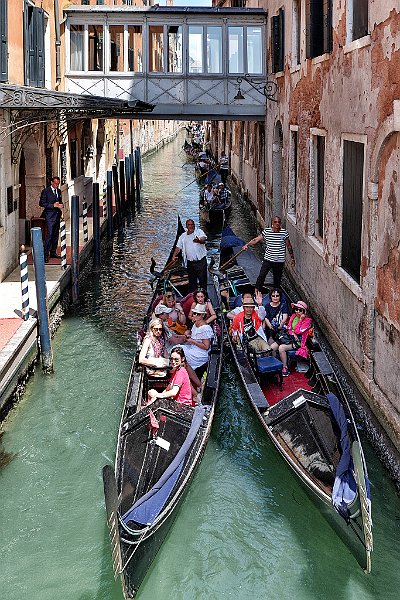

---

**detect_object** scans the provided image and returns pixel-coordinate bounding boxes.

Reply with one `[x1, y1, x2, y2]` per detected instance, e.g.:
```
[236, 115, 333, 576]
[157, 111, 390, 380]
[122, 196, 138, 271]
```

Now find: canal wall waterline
[0, 127, 184, 420]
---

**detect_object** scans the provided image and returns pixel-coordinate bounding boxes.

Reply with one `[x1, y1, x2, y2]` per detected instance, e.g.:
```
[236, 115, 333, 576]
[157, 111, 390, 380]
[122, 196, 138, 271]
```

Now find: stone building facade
[210, 0, 400, 449]
[0, 0, 180, 283]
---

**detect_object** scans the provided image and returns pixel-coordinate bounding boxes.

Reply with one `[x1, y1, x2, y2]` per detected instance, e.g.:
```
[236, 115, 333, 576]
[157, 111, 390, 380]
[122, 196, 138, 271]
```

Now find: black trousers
[187, 256, 207, 292]
[44, 209, 61, 258]
[220, 169, 228, 184]
[255, 260, 285, 291]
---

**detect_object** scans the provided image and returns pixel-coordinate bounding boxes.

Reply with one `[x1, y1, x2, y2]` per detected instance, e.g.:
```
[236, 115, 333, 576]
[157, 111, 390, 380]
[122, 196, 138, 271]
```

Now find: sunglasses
[271, 294, 280, 297]
[295, 308, 305, 313]
[152, 326, 163, 331]
[170, 357, 181, 363]
[192, 311, 203, 316]
[165, 294, 174, 299]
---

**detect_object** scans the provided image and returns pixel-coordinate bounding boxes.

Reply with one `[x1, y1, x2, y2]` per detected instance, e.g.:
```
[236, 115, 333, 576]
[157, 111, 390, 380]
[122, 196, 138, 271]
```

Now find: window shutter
[278, 8, 285, 72]
[353, 0, 368, 40]
[342, 141, 364, 283]
[271, 16, 279, 73]
[27, 7, 37, 86]
[323, 0, 333, 54]
[35, 8, 45, 88]
[0, 0, 8, 82]
[305, 0, 312, 58]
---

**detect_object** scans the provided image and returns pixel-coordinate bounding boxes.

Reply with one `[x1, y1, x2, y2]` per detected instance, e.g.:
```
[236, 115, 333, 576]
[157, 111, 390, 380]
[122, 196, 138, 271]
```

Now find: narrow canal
[1, 132, 399, 600]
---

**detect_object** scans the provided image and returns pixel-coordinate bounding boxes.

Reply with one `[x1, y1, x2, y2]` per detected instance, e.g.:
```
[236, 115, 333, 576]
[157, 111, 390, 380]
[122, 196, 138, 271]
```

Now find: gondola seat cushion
[256, 355, 283, 374]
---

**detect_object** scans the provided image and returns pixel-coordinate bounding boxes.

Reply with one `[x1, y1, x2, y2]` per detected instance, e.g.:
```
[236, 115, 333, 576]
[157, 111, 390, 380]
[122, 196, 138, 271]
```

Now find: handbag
[277, 331, 295, 346]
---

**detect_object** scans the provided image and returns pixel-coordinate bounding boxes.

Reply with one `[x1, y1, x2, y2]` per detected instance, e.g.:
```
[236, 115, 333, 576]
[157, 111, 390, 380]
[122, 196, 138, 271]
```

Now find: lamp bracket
[236, 75, 279, 102]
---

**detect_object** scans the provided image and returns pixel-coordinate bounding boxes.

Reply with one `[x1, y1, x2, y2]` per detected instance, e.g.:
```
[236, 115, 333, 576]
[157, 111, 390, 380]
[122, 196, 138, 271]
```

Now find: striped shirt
[262, 228, 289, 262]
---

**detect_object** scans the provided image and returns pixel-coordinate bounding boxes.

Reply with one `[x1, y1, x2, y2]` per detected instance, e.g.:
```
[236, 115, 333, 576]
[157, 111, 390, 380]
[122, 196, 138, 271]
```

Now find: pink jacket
[287, 314, 313, 359]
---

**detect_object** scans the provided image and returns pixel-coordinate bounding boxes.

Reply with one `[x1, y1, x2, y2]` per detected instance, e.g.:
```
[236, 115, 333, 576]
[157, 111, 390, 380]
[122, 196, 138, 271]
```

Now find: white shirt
[177, 228, 207, 264]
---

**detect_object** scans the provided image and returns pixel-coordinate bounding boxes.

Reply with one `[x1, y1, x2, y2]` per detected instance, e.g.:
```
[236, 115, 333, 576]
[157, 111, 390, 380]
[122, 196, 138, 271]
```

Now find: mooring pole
[125, 156, 130, 214]
[20, 245, 30, 321]
[135, 147, 141, 209]
[31, 228, 53, 373]
[60, 218, 67, 270]
[71, 195, 80, 303]
[119, 159, 126, 215]
[93, 182, 100, 267]
[106, 170, 113, 239]
[129, 153, 136, 215]
[112, 164, 122, 228]
[82, 200, 88, 242]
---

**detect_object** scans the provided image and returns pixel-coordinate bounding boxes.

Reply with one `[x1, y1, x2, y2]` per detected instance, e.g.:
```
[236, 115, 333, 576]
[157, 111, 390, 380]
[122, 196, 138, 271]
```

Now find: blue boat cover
[221, 227, 245, 250]
[327, 393, 370, 521]
[122, 405, 206, 527]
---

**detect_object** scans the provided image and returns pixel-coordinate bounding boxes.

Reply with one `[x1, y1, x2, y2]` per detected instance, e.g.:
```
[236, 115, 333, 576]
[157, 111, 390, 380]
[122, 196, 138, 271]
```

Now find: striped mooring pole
[82, 200, 89, 242]
[20, 246, 29, 321]
[60, 219, 67, 270]
[102, 185, 107, 221]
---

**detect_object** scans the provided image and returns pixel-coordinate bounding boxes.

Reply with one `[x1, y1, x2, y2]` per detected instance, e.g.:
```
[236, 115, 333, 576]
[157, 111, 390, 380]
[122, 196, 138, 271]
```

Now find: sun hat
[291, 300, 308, 311]
[192, 303, 207, 314]
[242, 297, 256, 307]
[154, 303, 173, 315]
[218, 182, 224, 187]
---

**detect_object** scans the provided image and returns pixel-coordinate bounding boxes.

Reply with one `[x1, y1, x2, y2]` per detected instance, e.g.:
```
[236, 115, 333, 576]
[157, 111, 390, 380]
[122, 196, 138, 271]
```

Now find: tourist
[147, 346, 193, 406]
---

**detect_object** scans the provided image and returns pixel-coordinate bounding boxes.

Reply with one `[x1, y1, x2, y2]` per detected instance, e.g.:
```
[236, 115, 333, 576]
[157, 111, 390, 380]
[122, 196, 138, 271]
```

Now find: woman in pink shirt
[147, 347, 193, 406]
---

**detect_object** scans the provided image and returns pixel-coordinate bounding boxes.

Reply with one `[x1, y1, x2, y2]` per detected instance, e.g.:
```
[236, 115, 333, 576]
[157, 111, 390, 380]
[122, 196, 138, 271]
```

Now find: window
[128, 26, 142, 72]
[315, 135, 325, 239]
[24, 5, 45, 87]
[149, 25, 163, 72]
[189, 26, 203, 73]
[81, 0, 90, 4]
[292, 0, 301, 65]
[109, 25, 124, 72]
[271, 9, 284, 73]
[88, 25, 103, 71]
[247, 26, 262, 74]
[70, 25, 84, 71]
[207, 27, 222, 74]
[341, 140, 364, 283]
[288, 128, 298, 215]
[0, 0, 7, 82]
[168, 26, 182, 73]
[348, 0, 368, 42]
[306, 0, 332, 58]
[228, 26, 244, 73]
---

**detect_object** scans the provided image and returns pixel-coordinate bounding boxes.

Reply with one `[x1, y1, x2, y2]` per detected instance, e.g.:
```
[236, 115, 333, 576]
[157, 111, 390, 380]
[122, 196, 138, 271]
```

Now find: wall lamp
[234, 75, 279, 102]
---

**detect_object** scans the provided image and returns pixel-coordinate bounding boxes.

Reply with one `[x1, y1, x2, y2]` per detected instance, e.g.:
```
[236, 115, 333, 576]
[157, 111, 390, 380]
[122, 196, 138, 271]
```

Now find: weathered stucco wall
[224, 0, 400, 448]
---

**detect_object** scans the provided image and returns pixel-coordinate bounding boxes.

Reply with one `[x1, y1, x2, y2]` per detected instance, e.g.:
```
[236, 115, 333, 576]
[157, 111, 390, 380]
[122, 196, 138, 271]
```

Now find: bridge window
[247, 26, 262, 74]
[228, 27, 244, 73]
[128, 25, 142, 72]
[207, 27, 222, 74]
[109, 26, 124, 72]
[88, 25, 103, 71]
[189, 26, 203, 73]
[70, 25, 84, 71]
[168, 26, 183, 73]
[149, 25, 164, 72]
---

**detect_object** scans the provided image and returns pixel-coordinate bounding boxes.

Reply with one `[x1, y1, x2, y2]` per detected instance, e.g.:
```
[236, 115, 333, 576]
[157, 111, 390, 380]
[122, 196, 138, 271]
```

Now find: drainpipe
[54, 0, 61, 87]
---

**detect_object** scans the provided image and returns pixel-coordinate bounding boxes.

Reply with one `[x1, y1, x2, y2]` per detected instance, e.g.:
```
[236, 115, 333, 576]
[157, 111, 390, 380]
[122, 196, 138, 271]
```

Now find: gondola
[103, 217, 223, 598]
[212, 227, 373, 573]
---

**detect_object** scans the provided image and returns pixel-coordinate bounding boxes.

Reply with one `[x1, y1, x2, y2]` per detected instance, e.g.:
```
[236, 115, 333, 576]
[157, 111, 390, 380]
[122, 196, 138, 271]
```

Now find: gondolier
[171, 219, 207, 292]
[243, 216, 295, 291]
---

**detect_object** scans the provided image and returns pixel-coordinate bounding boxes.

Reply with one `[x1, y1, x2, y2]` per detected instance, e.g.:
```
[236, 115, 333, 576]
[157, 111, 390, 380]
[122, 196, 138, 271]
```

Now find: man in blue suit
[39, 176, 64, 263]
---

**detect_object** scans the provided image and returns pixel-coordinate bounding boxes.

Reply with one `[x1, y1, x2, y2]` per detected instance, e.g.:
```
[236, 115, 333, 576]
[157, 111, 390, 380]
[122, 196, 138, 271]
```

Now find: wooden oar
[173, 167, 215, 197]
[219, 247, 247, 271]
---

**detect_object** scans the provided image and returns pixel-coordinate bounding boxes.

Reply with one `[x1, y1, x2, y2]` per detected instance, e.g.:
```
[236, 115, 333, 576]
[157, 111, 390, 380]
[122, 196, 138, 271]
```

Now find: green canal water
[1, 133, 399, 599]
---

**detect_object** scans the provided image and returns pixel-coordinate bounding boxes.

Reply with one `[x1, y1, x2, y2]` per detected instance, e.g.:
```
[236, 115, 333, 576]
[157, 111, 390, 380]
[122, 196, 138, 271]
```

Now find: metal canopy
[0, 83, 154, 113]
[0, 83, 154, 164]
